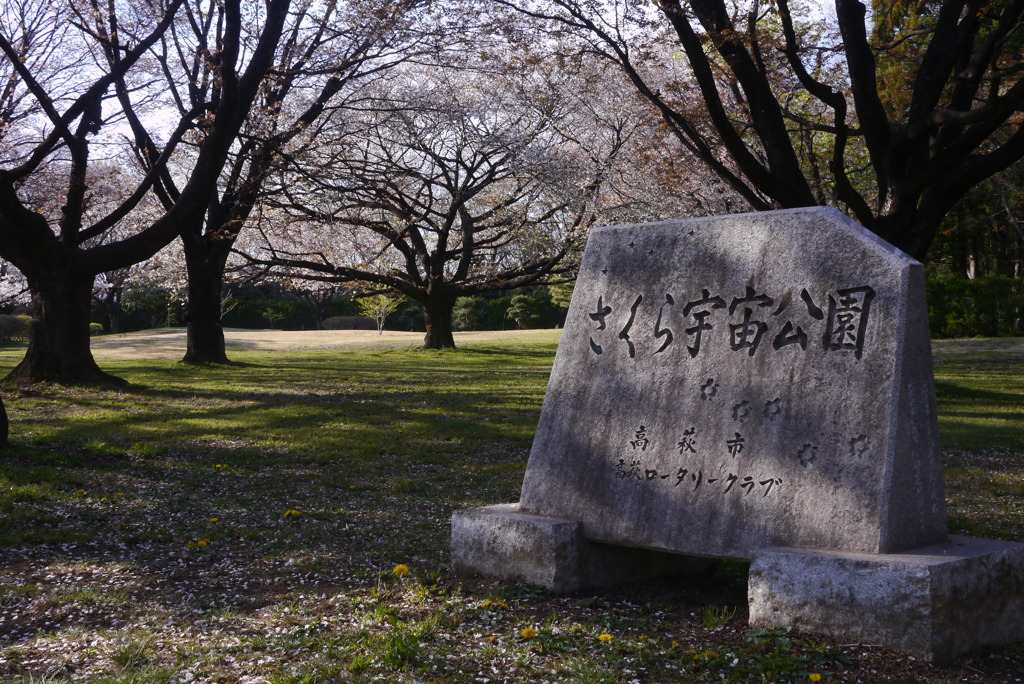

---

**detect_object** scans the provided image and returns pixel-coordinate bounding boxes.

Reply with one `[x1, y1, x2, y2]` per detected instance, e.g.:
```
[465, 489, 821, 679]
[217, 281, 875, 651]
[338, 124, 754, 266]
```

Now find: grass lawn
[0, 329, 1022, 683]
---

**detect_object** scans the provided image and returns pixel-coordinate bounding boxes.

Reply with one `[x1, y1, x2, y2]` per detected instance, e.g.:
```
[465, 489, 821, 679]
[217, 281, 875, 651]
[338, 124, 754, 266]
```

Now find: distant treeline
[927, 276, 1024, 338]
[0, 278, 1019, 344]
[74, 283, 568, 337]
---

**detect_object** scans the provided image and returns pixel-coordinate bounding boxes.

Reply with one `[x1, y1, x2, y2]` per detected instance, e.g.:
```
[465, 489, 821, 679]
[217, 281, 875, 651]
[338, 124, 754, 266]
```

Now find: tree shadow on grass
[934, 379, 1024, 403]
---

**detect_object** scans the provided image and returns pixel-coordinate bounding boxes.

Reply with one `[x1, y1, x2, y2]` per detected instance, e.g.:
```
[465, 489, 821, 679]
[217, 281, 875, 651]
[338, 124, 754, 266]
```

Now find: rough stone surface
[451, 504, 705, 592]
[748, 536, 1024, 662]
[518, 208, 946, 559]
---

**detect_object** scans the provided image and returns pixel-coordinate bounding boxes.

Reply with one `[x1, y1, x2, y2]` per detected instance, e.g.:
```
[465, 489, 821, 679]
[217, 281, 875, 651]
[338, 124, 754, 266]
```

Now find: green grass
[0, 331, 1021, 683]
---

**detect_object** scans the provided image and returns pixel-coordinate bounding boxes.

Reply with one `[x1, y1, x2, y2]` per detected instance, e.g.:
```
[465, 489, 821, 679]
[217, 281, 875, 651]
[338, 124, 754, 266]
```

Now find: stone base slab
[748, 536, 1024, 662]
[451, 503, 707, 592]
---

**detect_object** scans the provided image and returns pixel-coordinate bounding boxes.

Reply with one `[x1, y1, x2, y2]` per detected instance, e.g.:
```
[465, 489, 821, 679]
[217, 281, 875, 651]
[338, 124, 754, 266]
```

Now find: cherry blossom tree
[250, 47, 667, 348]
[135, 0, 434, 363]
[0, 0, 295, 383]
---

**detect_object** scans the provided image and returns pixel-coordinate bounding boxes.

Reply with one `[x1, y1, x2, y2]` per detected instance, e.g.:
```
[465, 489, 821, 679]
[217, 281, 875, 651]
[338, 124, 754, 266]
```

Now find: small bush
[507, 294, 546, 329]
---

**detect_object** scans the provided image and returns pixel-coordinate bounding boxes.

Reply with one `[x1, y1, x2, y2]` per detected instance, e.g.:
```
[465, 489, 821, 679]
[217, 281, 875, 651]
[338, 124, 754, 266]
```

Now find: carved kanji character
[772, 288, 823, 351]
[823, 286, 875, 359]
[729, 307, 768, 355]
[630, 425, 650, 451]
[626, 459, 642, 480]
[677, 427, 697, 454]
[682, 289, 726, 357]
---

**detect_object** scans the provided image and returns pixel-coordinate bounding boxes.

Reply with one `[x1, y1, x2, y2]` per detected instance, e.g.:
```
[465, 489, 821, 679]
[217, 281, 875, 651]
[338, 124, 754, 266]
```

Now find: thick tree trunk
[182, 238, 230, 364]
[422, 294, 457, 349]
[6, 271, 123, 385]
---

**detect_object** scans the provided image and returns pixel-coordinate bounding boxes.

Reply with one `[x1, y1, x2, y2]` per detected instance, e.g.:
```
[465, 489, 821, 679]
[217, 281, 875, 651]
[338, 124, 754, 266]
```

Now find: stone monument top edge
[589, 207, 921, 269]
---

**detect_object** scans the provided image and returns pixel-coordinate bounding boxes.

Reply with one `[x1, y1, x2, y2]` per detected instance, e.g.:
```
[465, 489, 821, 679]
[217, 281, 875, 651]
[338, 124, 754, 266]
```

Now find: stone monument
[451, 207, 1024, 661]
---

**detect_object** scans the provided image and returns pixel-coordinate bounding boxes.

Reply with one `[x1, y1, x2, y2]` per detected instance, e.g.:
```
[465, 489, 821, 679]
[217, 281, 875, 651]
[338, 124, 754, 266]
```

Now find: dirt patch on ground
[88, 328, 563, 360]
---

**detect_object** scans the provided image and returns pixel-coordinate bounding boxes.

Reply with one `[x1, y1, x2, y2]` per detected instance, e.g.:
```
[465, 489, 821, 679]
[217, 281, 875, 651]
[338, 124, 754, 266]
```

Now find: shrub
[453, 297, 490, 331]
[507, 294, 546, 329]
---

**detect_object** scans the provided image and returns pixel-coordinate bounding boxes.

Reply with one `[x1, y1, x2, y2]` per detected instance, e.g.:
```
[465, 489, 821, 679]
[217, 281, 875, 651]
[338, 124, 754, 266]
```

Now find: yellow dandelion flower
[598, 633, 612, 642]
[495, 601, 509, 610]
[488, 636, 496, 643]
[197, 539, 210, 548]
[209, 517, 219, 523]
[283, 509, 302, 518]
[520, 627, 537, 639]
[392, 564, 410, 577]
[480, 600, 493, 608]
[809, 675, 822, 683]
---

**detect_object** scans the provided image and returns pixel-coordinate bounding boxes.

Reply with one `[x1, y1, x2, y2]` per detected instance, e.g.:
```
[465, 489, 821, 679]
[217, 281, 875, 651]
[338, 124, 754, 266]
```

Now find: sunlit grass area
[0, 330, 1021, 683]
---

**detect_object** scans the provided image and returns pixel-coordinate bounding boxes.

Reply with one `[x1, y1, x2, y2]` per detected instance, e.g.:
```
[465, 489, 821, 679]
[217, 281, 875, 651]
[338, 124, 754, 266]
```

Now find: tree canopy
[250, 47, 671, 348]
[500, 0, 1024, 261]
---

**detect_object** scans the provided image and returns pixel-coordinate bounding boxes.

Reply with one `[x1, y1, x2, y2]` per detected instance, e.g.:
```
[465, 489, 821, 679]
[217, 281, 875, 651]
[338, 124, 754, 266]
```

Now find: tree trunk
[94, 285, 124, 334]
[0, 394, 8, 448]
[6, 271, 123, 385]
[182, 237, 230, 364]
[422, 294, 457, 349]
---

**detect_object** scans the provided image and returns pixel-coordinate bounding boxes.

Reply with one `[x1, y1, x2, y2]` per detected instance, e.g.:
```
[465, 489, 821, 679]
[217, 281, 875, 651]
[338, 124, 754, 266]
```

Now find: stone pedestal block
[451, 503, 707, 592]
[748, 536, 1024, 662]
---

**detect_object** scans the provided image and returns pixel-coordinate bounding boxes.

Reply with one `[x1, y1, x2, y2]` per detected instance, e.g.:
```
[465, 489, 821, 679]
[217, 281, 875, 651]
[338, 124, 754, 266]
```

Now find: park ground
[0, 329, 1023, 683]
